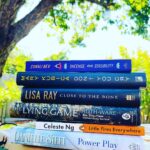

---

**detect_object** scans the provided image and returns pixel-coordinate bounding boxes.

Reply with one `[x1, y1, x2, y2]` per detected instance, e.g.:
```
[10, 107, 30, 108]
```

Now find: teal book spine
[8, 126, 144, 150]
[16, 72, 146, 89]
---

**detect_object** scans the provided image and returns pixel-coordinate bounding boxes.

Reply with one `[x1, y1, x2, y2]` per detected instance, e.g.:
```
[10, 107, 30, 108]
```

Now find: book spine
[9, 127, 144, 150]
[21, 88, 141, 107]
[36, 121, 145, 136]
[8, 102, 141, 126]
[26, 59, 131, 73]
[16, 72, 147, 89]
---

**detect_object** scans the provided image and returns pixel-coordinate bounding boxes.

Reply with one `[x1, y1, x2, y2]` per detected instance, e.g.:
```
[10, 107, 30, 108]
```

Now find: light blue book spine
[9, 127, 144, 150]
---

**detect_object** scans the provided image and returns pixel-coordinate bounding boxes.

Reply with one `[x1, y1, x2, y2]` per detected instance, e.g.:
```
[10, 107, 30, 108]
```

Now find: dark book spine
[21, 88, 141, 107]
[8, 102, 141, 126]
[26, 59, 131, 73]
[16, 72, 146, 89]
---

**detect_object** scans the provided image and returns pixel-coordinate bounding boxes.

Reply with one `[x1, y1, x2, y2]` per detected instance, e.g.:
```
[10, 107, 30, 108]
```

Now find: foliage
[4, 47, 32, 74]
[0, 79, 21, 108]
[0, 48, 32, 109]
[44, 50, 69, 60]
[0, 124, 16, 130]
[45, 1, 103, 47]
[124, 0, 150, 38]
[44, 0, 150, 48]
[119, 46, 150, 123]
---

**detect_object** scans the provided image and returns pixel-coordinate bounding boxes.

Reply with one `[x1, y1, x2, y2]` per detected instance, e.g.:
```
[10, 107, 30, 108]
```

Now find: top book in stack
[25, 59, 131, 73]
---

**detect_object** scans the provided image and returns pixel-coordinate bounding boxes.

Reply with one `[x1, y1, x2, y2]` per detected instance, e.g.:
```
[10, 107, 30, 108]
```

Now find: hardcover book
[8, 126, 144, 150]
[8, 102, 141, 126]
[25, 59, 131, 73]
[16, 72, 147, 89]
[21, 88, 141, 107]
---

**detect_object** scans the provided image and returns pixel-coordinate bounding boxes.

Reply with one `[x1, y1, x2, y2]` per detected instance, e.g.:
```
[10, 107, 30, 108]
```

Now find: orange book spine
[36, 122, 145, 136]
[81, 124, 145, 136]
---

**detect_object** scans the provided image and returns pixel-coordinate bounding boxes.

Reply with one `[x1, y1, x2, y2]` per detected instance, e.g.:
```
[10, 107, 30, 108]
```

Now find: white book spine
[8, 126, 144, 150]
[36, 121, 82, 132]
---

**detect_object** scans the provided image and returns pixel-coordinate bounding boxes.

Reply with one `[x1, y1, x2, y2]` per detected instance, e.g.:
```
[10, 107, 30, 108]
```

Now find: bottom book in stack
[0, 121, 145, 150]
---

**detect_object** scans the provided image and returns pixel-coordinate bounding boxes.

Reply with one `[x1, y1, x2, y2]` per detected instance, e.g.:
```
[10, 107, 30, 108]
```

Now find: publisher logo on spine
[135, 76, 144, 82]
[64, 63, 67, 69]
[122, 113, 131, 120]
[116, 63, 120, 69]
[55, 63, 62, 70]
[128, 143, 141, 150]
[123, 63, 128, 69]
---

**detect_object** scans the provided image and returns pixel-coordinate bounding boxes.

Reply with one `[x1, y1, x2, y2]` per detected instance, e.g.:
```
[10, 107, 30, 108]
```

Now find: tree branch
[0, 0, 25, 48]
[86, 0, 116, 8]
[8, 0, 26, 24]
[8, 0, 62, 44]
[0, 0, 25, 27]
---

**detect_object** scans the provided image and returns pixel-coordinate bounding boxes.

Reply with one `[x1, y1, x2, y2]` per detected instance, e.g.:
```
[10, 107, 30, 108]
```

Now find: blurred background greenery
[0, 0, 150, 123]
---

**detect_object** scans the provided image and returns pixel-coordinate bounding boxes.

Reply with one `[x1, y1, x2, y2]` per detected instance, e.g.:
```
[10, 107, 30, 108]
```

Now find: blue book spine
[9, 127, 144, 150]
[21, 88, 141, 107]
[25, 59, 131, 73]
[16, 72, 147, 89]
[9, 102, 141, 126]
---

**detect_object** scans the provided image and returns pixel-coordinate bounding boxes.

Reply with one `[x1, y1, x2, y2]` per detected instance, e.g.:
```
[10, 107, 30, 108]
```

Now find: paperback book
[1, 119, 145, 136]
[8, 126, 144, 150]
[36, 121, 145, 136]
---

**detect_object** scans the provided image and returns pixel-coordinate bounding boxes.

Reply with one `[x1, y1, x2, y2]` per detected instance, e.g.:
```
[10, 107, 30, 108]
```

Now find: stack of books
[5, 60, 147, 149]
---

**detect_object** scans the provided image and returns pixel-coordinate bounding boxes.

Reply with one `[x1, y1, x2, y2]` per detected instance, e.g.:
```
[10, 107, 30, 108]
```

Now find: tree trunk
[0, 49, 10, 77]
[0, 44, 15, 77]
[0, 0, 62, 77]
[0, 0, 114, 77]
